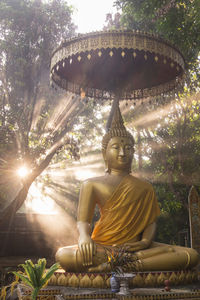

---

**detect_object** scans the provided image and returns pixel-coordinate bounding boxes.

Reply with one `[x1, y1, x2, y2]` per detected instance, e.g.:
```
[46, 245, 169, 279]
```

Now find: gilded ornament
[169, 272, 178, 285]
[124, 35, 133, 47]
[113, 35, 122, 47]
[90, 37, 99, 48]
[109, 51, 113, 57]
[68, 273, 79, 287]
[51, 30, 185, 100]
[157, 272, 168, 285]
[135, 35, 144, 50]
[79, 274, 92, 288]
[90, 273, 95, 281]
[132, 273, 144, 287]
[179, 270, 186, 283]
[106, 276, 111, 287]
[191, 270, 198, 281]
[185, 270, 192, 283]
[72, 41, 79, 52]
[144, 273, 157, 287]
[80, 39, 88, 50]
[101, 35, 110, 47]
[133, 52, 137, 58]
[92, 274, 105, 288]
[48, 273, 57, 286]
[87, 54, 91, 60]
[57, 273, 67, 286]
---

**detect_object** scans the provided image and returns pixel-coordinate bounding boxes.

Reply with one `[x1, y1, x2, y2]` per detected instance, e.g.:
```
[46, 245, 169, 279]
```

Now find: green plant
[0, 275, 19, 300]
[12, 258, 60, 300]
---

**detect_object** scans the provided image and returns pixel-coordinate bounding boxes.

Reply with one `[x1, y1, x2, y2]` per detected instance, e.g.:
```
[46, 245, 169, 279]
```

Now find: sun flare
[17, 166, 29, 178]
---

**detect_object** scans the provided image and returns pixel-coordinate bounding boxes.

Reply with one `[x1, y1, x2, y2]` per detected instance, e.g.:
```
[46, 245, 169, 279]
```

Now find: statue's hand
[124, 239, 150, 252]
[78, 235, 97, 266]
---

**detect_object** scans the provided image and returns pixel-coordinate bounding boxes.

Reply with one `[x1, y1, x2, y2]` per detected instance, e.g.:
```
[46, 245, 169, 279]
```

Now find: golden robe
[91, 175, 160, 246]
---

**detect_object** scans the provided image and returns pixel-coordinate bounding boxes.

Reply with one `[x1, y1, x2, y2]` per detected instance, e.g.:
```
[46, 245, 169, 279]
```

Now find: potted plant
[12, 258, 59, 300]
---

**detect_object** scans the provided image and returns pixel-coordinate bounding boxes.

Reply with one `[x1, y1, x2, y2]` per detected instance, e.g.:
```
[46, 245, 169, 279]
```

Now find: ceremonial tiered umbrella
[50, 30, 185, 102]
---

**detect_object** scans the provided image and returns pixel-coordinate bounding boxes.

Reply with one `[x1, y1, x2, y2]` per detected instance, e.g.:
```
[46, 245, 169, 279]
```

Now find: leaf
[40, 263, 60, 287]
[0, 286, 7, 300]
[20, 263, 32, 281]
[24, 260, 38, 287]
[12, 272, 33, 289]
[31, 287, 40, 300]
[37, 258, 46, 281]
[10, 275, 20, 296]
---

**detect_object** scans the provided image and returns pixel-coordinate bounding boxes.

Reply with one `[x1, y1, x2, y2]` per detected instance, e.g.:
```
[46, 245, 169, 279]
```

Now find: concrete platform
[17, 284, 200, 300]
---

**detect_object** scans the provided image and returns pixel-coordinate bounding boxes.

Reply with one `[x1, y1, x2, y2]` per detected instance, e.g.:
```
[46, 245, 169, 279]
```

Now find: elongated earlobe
[104, 159, 109, 173]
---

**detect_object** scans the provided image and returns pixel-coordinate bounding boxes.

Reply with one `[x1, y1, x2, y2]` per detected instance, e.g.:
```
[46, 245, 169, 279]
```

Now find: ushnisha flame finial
[102, 99, 135, 152]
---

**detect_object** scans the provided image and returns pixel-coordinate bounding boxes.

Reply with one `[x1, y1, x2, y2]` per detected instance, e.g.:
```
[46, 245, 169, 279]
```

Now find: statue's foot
[88, 262, 111, 273]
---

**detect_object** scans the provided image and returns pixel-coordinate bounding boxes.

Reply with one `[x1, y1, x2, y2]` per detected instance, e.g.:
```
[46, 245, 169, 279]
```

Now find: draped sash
[91, 175, 160, 245]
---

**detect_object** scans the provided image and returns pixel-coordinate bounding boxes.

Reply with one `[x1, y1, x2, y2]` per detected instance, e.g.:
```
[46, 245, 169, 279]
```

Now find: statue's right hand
[78, 235, 96, 266]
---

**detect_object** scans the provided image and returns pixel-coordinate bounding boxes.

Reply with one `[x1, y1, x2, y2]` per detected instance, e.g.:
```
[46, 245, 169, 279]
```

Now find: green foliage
[0, 0, 86, 217]
[154, 183, 189, 244]
[115, 0, 200, 61]
[0, 0, 74, 163]
[115, 0, 200, 89]
[148, 95, 200, 187]
[12, 258, 59, 300]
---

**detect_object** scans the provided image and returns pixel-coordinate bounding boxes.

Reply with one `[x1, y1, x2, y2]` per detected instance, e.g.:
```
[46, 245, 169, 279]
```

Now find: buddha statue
[56, 103, 199, 273]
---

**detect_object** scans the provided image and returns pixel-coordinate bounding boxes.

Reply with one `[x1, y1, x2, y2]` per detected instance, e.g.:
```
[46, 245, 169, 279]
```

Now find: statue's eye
[111, 144, 119, 149]
[125, 145, 132, 150]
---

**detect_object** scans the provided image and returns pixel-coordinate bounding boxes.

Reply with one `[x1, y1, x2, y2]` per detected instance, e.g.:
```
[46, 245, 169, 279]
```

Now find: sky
[68, 0, 118, 33]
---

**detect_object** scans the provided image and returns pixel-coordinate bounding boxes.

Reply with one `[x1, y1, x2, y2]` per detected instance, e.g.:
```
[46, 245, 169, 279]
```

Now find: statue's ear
[103, 151, 109, 173]
[102, 150, 106, 162]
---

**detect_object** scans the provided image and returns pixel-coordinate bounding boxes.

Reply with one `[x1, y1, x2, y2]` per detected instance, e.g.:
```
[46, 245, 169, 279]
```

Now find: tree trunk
[0, 144, 62, 228]
[0, 180, 31, 228]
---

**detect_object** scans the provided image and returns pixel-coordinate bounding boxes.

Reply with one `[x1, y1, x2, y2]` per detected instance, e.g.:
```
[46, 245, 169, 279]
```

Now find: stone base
[17, 284, 200, 300]
[48, 269, 199, 288]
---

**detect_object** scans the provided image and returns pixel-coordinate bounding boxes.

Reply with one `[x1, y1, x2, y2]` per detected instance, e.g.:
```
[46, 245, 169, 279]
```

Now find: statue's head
[102, 103, 135, 173]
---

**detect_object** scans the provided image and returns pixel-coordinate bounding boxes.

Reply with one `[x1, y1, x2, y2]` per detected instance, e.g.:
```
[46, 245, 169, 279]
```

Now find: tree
[103, 12, 122, 30]
[115, 0, 200, 90]
[0, 0, 86, 225]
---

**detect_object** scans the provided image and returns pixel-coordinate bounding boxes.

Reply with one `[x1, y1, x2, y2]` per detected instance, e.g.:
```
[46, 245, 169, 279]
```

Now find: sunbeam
[25, 182, 59, 215]
[47, 93, 80, 132]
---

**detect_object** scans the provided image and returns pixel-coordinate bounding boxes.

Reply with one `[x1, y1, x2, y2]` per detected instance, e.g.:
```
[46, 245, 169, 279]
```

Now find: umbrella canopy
[50, 30, 185, 101]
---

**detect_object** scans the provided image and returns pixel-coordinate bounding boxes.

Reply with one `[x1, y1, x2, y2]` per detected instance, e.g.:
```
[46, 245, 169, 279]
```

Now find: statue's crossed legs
[56, 242, 199, 273]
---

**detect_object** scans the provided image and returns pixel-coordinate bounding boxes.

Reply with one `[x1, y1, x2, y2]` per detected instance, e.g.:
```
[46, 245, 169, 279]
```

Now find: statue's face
[104, 136, 134, 172]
